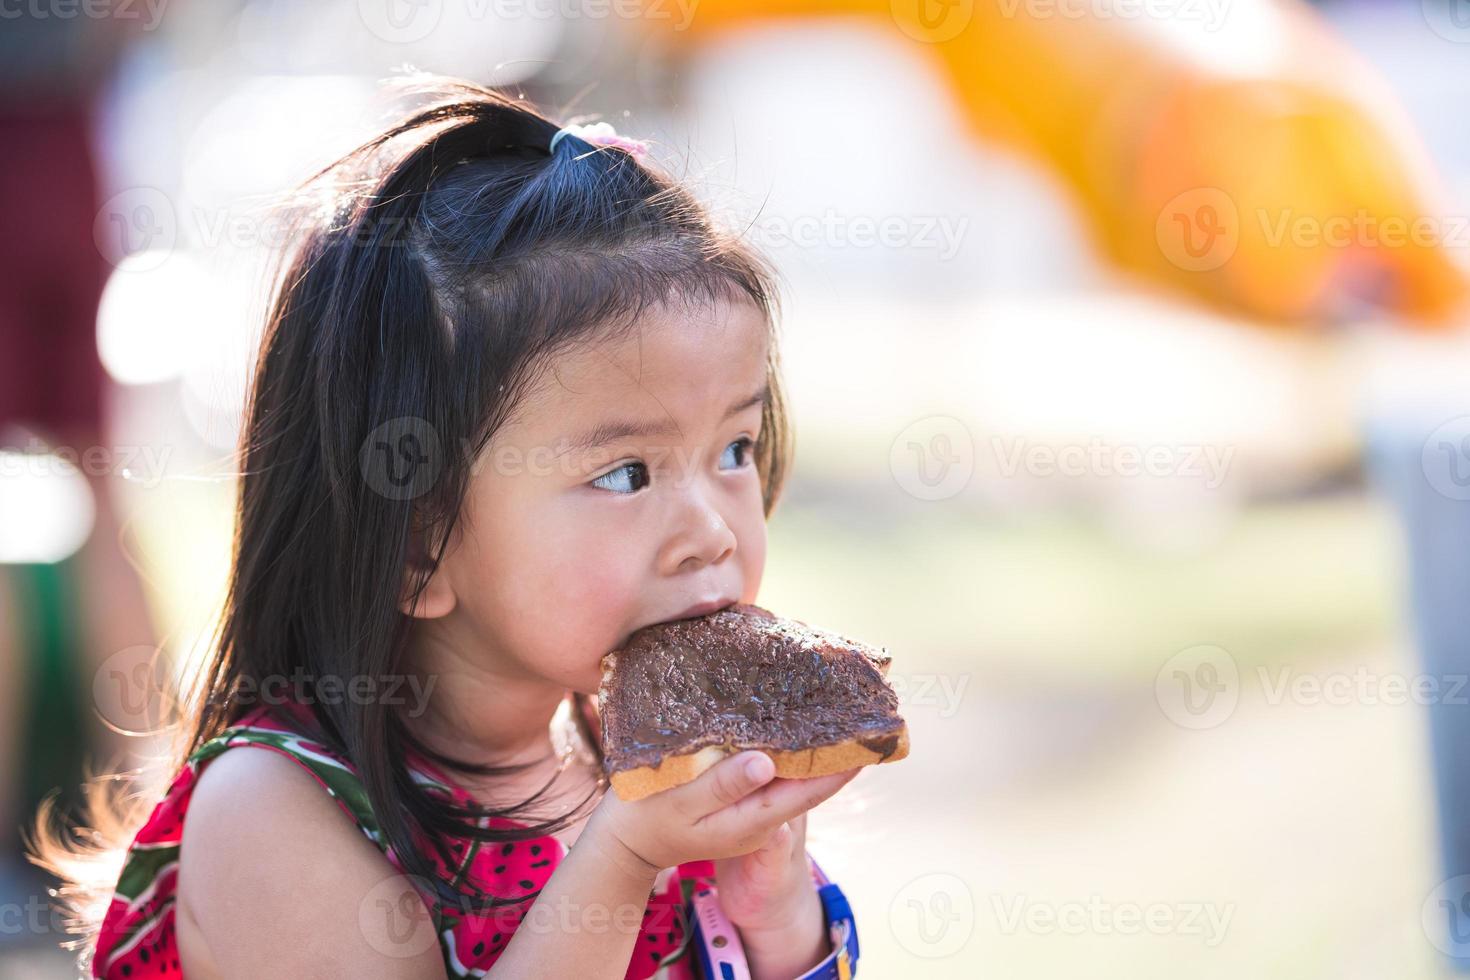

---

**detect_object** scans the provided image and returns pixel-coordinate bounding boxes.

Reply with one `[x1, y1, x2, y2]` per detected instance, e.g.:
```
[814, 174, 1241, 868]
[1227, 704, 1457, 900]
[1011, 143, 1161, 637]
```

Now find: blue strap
[792, 881, 859, 980]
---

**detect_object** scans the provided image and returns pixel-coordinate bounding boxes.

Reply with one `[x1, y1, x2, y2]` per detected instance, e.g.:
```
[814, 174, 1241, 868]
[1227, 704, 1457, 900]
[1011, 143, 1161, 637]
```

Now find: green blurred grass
[763, 493, 1402, 680]
[762, 491, 1441, 979]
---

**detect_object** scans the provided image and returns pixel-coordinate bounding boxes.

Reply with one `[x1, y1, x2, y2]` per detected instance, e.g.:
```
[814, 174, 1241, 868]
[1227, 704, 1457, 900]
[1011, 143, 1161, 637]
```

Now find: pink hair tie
[549, 121, 650, 160]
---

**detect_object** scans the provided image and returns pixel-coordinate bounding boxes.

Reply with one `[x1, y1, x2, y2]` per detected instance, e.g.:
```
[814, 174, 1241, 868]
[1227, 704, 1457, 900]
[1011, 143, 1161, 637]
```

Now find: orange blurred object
[650, 0, 1469, 326]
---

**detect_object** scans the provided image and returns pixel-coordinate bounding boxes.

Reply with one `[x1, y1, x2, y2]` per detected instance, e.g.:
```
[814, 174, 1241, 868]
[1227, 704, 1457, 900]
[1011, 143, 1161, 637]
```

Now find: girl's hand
[712, 771, 855, 931]
[584, 751, 853, 881]
[715, 771, 859, 977]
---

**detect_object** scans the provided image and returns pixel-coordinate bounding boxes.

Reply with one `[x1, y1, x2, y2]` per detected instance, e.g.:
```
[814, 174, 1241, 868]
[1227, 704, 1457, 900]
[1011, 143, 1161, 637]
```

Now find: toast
[598, 603, 908, 801]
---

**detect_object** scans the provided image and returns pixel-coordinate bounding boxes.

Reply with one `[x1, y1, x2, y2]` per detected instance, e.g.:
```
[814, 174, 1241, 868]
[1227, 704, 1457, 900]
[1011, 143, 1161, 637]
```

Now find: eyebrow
[559, 384, 769, 456]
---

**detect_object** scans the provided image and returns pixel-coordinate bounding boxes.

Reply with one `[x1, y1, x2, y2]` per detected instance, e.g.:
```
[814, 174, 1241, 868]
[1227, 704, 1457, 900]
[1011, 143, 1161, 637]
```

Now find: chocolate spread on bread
[599, 603, 905, 775]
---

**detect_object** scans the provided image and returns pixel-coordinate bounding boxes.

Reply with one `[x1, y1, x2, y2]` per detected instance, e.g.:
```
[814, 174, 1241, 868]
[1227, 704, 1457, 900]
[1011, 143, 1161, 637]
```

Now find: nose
[659, 484, 738, 575]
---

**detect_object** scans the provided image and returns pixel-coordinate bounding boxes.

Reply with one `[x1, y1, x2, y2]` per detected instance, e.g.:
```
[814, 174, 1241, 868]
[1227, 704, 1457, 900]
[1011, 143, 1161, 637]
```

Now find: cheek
[478, 497, 647, 668]
[734, 499, 768, 603]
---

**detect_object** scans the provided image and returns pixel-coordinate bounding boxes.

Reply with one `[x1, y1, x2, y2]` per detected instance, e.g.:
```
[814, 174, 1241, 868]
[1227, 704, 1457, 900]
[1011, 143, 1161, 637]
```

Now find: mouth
[608, 598, 740, 656]
[666, 597, 738, 623]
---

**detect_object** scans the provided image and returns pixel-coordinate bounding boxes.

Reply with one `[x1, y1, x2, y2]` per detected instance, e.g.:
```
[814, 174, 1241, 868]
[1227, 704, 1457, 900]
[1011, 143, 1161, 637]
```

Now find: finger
[788, 811, 808, 851]
[674, 750, 775, 820]
[729, 822, 799, 887]
[744, 821, 794, 880]
[699, 767, 858, 843]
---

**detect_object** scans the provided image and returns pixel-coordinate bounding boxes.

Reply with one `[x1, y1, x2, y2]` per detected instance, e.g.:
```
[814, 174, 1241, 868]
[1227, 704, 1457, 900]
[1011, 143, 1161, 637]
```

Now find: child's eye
[719, 437, 756, 470]
[591, 461, 649, 494]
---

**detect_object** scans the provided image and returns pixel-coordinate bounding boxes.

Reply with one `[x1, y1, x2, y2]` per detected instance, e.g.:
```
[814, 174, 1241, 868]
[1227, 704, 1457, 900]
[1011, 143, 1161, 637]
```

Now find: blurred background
[6, 0, 1470, 976]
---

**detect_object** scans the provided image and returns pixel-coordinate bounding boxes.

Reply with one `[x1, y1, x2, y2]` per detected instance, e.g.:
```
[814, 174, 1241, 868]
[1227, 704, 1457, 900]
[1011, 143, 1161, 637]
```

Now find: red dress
[91, 700, 712, 978]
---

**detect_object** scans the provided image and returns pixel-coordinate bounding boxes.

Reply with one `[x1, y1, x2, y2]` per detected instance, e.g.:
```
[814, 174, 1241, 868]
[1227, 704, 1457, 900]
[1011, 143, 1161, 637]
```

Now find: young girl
[35, 78, 863, 978]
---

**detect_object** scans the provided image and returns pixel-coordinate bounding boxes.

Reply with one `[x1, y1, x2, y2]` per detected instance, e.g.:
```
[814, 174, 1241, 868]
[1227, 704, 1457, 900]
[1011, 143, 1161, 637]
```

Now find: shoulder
[178, 744, 445, 977]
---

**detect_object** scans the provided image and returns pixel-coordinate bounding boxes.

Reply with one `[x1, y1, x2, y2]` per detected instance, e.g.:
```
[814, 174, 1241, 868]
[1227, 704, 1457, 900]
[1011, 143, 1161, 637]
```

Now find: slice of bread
[598, 603, 908, 801]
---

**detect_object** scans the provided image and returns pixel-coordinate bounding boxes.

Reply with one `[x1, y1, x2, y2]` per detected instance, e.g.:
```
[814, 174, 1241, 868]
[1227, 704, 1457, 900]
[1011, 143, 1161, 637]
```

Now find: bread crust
[606, 724, 910, 801]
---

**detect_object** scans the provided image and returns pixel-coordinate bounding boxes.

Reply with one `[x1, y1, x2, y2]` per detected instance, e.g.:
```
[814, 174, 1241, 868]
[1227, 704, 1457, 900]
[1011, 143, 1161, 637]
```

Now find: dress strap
[187, 704, 388, 849]
[186, 703, 468, 852]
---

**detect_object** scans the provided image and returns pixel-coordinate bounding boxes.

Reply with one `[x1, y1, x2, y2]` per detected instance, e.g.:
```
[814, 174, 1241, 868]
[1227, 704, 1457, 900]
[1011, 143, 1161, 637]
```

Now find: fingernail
[744, 755, 767, 779]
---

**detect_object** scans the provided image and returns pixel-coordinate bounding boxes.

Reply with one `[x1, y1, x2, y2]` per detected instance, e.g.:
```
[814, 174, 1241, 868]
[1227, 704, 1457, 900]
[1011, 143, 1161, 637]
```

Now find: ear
[399, 517, 457, 620]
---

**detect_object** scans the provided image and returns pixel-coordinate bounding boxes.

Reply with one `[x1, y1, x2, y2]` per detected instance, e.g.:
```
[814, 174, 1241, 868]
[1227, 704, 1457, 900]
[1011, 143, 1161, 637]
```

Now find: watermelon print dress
[91, 700, 715, 979]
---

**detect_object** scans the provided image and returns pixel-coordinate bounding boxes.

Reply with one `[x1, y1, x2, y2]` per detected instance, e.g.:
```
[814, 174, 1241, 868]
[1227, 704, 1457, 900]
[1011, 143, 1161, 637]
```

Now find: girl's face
[422, 297, 772, 696]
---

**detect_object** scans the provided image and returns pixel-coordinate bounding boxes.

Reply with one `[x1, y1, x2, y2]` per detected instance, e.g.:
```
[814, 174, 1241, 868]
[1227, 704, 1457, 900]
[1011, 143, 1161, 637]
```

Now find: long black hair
[32, 75, 793, 959]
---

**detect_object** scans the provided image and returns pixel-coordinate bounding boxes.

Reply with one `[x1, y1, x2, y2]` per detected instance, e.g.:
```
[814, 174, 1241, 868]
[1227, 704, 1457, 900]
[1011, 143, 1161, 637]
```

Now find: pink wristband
[689, 882, 751, 979]
[688, 854, 836, 980]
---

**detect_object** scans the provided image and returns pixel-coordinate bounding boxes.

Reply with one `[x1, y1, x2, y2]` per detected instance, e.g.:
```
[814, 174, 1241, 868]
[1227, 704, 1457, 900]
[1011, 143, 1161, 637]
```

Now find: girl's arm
[180, 747, 447, 978]
[739, 884, 829, 979]
[483, 809, 661, 978]
[184, 747, 665, 979]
